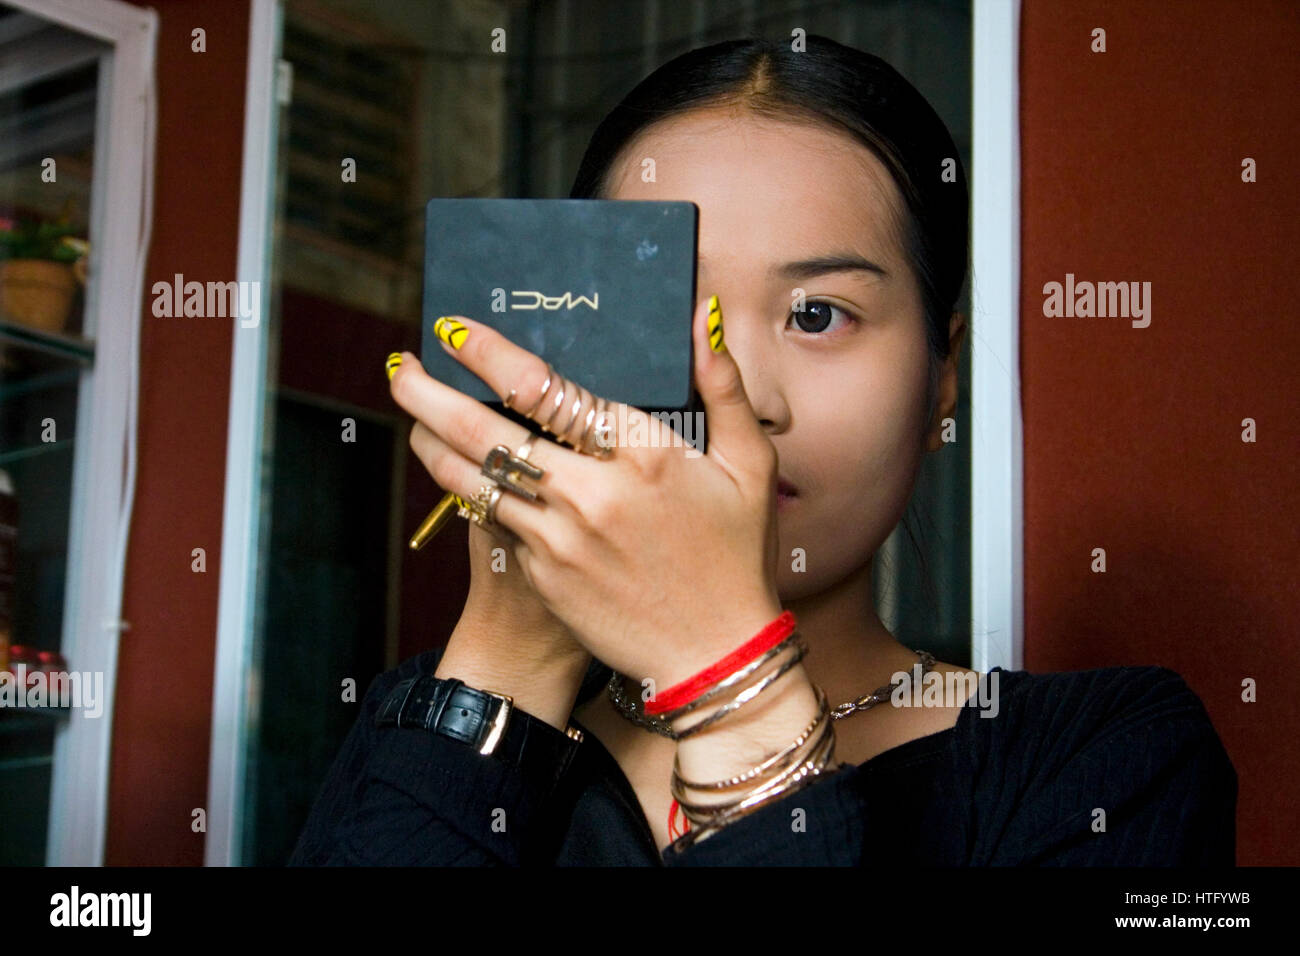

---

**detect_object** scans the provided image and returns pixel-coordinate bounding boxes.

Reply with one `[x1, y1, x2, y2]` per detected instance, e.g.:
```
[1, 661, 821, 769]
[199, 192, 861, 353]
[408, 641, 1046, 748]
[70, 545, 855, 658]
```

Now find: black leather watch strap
[375, 673, 583, 785]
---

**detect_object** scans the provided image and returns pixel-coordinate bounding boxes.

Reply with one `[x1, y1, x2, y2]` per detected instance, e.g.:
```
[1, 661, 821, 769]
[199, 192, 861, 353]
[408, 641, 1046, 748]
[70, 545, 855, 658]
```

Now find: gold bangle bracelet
[671, 683, 830, 791]
[672, 683, 834, 830]
[669, 637, 809, 740]
[670, 749, 836, 851]
[673, 702, 833, 810]
[676, 721, 836, 827]
[650, 630, 805, 726]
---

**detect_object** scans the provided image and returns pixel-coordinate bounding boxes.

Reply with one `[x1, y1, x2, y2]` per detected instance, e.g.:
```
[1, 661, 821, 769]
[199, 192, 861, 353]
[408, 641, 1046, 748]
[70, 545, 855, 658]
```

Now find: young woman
[290, 35, 1236, 866]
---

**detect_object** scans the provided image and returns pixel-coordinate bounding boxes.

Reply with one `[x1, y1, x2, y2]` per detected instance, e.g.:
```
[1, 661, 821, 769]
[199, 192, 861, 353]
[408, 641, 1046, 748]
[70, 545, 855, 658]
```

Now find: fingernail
[385, 352, 403, 381]
[707, 295, 726, 353]
[435, 316, 469, 350]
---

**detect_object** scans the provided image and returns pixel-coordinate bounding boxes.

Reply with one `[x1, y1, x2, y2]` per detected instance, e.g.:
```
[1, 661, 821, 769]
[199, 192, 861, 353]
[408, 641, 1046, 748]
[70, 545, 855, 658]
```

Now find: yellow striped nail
[385, 352, 403, 381]
[435, 316, 469, 350]
[707, 295, 726, 353]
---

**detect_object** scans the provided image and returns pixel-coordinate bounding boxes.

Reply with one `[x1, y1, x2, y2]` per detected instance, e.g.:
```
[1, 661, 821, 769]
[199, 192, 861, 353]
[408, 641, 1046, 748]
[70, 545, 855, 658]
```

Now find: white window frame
[970, 0, 1024, 673]
[205, 0, 281, 868]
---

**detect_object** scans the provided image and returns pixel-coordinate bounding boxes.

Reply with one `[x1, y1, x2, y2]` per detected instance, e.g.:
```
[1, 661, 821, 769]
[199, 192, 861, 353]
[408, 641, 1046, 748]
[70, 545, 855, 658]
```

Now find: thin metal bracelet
[650, 630, 806, 726]
[669, 637, 809, 740]
[671, 683, 829, 791]
[676, 722, 836, 827]
[672, 700, 832, 808]
[669, 638, 809, 740]
[673, 709, 834, 814]
[669, 747, 836, 851]
[682, 750, 832, 831]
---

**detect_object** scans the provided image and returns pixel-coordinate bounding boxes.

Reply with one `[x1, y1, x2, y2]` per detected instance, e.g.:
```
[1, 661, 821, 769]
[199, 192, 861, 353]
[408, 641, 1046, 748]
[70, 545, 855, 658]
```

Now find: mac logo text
[510, 291, 599, 311]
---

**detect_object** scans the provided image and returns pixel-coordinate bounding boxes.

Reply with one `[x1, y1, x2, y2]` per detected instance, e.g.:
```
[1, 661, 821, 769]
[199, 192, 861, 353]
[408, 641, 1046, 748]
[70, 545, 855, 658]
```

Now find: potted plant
[0, 215, 89, 334]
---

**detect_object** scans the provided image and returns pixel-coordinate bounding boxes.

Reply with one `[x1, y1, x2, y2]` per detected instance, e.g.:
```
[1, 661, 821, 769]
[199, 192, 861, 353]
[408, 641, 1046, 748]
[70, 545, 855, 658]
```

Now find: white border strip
[205, 0, 281, 867]
[970, 0, 1023, 673]
[13, 0, 157, 867]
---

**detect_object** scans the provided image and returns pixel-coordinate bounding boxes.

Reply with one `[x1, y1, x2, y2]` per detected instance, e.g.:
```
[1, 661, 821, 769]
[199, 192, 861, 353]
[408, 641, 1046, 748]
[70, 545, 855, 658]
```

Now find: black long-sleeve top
[288, 646, 1237, 866]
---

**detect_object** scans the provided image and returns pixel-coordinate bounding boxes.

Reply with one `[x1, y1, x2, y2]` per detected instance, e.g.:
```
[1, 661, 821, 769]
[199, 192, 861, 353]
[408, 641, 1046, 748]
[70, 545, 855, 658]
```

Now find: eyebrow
[699, 253, 890, 282]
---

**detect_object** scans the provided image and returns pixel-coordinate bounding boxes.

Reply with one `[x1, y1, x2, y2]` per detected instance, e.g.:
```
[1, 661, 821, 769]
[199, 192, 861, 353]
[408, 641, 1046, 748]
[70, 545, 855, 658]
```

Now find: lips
[777, 477, 798, 498]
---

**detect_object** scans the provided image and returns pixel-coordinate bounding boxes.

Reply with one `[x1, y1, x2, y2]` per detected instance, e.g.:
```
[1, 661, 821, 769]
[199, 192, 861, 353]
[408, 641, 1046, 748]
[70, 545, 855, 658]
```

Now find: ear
[924, 311, 967, 453]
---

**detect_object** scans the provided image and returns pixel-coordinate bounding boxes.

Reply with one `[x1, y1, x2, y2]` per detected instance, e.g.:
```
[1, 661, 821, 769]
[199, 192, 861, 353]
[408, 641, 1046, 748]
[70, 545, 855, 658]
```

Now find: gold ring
[523, 364, 555, 419]
[588, 397, 615, 456]
[513, 363, 616, 458]
[538, 373, 568, 434]
[456, 482, 504, 529]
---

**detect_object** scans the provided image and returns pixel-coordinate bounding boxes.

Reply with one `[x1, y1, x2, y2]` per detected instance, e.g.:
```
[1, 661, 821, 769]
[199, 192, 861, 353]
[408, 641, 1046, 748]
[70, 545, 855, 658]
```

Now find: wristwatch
[374, 674, 585, 782]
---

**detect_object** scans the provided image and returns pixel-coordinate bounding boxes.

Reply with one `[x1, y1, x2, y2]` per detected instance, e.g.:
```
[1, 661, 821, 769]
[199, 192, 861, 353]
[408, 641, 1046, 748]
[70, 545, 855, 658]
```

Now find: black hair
[569, 33, 970, 424]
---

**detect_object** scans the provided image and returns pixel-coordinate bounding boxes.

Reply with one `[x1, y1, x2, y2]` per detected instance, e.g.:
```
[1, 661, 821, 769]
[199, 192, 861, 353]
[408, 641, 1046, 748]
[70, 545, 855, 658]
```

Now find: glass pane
[0, 1, 107, 866]
[240, 0, 972, 863]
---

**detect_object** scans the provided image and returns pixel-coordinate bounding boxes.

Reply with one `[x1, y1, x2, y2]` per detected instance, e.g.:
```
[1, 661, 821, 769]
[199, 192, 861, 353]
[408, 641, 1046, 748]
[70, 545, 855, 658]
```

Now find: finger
[407, 420, 548, 547]
[428, 315, 669, 462]
[426, 312, 620, 460]
[390, 348, 595, 512]
[694, 294, 775, 477]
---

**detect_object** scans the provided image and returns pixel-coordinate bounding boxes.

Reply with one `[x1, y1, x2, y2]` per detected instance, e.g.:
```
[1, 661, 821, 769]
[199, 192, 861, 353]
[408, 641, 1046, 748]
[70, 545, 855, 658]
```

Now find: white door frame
[5, 0, 158, 866]
[970, 0, 1024, 673]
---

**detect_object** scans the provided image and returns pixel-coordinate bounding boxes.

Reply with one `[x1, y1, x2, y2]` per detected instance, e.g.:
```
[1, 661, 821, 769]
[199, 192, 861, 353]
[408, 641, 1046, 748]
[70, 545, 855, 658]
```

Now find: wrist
[435, 626, 590, 732]
[655, 596, 786, 691]
[455, 601, 590, 669]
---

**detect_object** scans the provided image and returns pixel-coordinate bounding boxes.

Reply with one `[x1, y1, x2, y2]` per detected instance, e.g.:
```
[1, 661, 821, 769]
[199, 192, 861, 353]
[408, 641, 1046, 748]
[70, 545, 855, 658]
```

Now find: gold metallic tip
[408, 492, 460, 550]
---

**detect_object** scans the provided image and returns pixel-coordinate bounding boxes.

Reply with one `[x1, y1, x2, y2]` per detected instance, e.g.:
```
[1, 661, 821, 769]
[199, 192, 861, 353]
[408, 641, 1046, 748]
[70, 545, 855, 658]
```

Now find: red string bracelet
[644, 610, 797, 716]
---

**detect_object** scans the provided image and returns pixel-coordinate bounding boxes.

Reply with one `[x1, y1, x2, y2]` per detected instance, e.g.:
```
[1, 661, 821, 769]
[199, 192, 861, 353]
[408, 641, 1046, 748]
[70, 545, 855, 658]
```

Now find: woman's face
[605, 106, 935, 600]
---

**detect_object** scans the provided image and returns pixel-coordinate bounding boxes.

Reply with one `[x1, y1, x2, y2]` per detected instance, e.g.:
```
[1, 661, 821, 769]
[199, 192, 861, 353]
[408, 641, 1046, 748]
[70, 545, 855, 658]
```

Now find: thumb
[693, 294, 771, 474]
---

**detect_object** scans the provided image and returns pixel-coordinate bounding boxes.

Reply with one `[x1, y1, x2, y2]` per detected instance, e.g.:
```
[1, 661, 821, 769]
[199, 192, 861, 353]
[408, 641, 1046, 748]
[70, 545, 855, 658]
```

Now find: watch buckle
[478, 691, 513, 755]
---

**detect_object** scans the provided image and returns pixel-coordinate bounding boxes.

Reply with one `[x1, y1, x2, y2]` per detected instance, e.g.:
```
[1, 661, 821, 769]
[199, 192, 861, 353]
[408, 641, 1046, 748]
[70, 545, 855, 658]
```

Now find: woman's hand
[389, 295, 784, 691]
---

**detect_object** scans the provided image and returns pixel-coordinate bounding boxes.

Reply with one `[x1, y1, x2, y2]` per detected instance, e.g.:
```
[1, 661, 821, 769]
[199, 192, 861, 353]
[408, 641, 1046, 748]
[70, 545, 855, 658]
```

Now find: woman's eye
[789, 300, 854, 335]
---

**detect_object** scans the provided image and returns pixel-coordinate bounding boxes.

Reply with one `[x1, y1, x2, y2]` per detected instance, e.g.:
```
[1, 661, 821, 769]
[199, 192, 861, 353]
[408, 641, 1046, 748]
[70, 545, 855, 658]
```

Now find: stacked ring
[514, 363, 617, 457]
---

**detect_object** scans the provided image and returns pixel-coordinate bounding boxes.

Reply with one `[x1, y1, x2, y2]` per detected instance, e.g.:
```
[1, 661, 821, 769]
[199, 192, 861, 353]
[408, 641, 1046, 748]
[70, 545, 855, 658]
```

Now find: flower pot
[0, 259, 79, 333]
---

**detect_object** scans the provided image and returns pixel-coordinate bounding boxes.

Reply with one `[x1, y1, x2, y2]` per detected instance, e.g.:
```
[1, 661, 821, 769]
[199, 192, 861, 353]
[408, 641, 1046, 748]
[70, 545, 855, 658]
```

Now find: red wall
[108, 0, 249, 866]
[1020, 0, 1299, 865]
